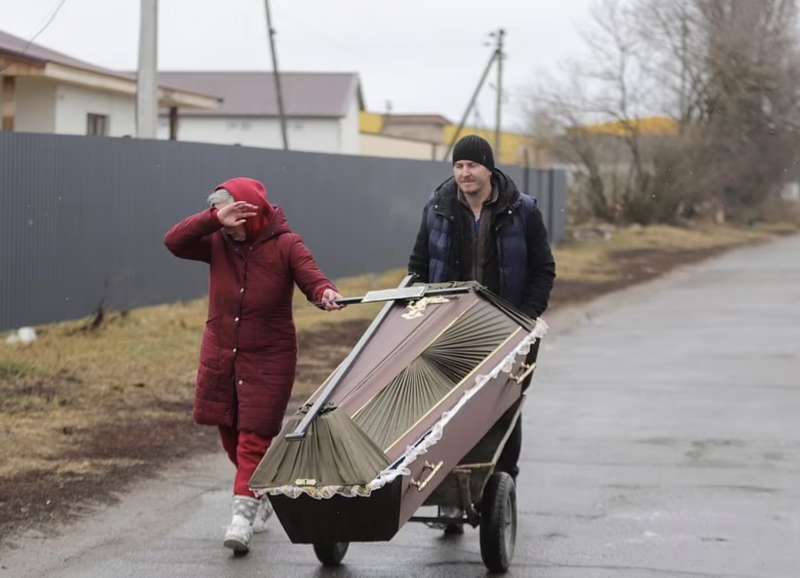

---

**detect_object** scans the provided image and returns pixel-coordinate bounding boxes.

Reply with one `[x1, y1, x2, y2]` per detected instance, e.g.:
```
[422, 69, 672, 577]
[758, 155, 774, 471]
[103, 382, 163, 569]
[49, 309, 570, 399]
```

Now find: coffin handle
[511, 362, 536, 384]
[409, 460, 444, 492]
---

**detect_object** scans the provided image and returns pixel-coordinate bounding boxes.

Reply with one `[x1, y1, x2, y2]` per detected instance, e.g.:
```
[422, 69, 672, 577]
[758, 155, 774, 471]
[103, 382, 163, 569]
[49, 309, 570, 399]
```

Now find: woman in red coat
[164, 177, 343, 554]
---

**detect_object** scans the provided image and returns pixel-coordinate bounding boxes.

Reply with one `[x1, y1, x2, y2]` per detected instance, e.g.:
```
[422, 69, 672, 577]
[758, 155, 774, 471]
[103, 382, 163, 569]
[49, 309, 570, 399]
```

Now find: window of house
[86, 113, 109, 136]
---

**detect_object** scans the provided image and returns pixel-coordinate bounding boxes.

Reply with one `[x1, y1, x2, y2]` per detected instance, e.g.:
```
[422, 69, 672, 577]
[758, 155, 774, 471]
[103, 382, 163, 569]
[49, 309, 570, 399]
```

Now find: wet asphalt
[2, 234, 799, 578]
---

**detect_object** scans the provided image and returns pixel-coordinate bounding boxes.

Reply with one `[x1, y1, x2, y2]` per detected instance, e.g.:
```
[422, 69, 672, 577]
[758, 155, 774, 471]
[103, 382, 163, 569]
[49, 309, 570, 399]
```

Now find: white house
[156, 71, 364, 154]
[0, 29, 219, 138]
[1, 29, 364, 155]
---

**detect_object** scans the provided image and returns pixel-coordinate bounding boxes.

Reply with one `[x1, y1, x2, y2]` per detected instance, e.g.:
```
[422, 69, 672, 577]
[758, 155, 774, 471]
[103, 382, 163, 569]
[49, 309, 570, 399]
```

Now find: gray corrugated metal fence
[0, 133, 567, 330]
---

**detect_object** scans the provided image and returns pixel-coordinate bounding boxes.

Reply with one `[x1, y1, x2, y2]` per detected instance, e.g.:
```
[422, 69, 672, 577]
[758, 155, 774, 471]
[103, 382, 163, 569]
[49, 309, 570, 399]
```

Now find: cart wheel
[479, 472, 516, 573]
[312, 541, 349, 566]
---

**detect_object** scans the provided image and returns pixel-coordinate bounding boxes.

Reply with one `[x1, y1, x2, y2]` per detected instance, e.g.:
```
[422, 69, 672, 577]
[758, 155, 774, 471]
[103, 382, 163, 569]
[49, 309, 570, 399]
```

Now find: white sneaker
[252, 498, 274, 533]
[223, 496, 258, 554]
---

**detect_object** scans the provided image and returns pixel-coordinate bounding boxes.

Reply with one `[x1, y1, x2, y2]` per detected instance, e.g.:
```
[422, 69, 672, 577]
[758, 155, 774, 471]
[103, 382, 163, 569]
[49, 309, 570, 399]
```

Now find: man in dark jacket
[408, 136, 555, 530]
[408, 135, 555, 318]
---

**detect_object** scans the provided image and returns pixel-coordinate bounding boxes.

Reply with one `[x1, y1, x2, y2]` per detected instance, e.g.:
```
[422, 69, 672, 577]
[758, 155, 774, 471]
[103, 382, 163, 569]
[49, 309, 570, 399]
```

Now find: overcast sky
[1, 0, 597, 130]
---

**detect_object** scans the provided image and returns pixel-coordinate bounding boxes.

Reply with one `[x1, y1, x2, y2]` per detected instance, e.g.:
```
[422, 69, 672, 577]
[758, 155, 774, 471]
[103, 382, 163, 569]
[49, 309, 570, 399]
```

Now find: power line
[26, 0, 69, 49]
[1, 0, 69, 74]
[278, 11, 361, 59]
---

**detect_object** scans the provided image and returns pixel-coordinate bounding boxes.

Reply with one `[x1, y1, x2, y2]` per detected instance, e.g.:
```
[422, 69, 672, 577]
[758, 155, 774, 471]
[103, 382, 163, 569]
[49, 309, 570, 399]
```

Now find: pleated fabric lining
[353, 301, 518, 451]
[249, 285, 529, 496]
[250, 404, 390, 491]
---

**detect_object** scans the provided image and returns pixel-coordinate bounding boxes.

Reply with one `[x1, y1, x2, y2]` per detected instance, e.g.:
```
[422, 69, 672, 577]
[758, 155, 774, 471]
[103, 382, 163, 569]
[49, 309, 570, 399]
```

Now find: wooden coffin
[250, 282, 545, 543]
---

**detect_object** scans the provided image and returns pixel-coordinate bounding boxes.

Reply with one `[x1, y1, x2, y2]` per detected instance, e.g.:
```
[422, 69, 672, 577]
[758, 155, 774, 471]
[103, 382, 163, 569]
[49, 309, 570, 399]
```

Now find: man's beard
[459, 182, 481, 196]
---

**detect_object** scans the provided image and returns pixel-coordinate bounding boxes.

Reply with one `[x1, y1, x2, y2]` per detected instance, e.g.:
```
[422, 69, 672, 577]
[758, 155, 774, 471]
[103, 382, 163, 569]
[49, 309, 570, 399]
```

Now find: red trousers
[218, 425, 272, 497]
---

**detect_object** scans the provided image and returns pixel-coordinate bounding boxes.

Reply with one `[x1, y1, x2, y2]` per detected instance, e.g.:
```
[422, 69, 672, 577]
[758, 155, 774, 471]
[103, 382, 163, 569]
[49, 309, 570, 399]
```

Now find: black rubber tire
[312, 541, 349, 566]
[479, 472, 517, 573]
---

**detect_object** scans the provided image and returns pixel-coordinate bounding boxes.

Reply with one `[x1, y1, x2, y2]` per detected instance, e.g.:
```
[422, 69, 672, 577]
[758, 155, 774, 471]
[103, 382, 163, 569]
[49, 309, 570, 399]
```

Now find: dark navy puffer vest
[425, 174, 537, 309]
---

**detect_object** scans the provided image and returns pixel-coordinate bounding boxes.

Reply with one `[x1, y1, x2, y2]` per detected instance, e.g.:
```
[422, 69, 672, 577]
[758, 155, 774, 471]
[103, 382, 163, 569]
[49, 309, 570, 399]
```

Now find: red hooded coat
[164, 177, 336, 437]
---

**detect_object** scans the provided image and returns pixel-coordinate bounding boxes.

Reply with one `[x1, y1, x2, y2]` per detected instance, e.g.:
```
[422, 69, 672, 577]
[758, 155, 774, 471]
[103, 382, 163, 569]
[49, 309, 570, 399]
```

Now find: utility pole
[136, 0, 158, 139]
[494, 28, 505, 155]
[443, 29, 506, 162]
[442, 47, 498, 161]
[264, 0, 289, 150]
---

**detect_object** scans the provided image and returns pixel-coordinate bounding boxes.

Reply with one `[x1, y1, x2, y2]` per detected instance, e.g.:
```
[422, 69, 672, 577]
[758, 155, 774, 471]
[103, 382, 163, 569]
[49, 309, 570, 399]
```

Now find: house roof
[383, 114, 452, 126]
[156, 71, 364, 118]
[0, 29, 112, 74]
[0, 29, 219, 110]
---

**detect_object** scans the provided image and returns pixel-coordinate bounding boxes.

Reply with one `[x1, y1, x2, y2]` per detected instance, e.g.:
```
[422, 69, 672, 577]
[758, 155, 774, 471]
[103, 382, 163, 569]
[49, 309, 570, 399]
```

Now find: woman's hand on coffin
[318, 288, 345, 311]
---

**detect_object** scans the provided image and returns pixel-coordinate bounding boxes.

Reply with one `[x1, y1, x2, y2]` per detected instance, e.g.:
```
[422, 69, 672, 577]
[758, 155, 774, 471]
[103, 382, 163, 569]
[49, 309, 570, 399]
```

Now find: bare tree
[529, 0, 800, 224]
[698, 1, 800, 215]
[531, 67, 614, 221]
[532, 0, 690, 223]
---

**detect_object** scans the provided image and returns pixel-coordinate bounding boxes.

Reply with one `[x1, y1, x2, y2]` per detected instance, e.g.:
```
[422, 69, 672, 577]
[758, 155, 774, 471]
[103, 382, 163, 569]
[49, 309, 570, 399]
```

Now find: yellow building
[441, 125, 541, 167]
[359, 111, 546, 166]
[581, 116, 679, 137]
[360, 111, 385, 135]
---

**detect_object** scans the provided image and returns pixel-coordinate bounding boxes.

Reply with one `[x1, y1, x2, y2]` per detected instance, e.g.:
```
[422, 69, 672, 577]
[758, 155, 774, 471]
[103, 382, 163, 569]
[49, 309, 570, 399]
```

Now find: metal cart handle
[409, 460, 444, 492]
[512, 362, 537, 384]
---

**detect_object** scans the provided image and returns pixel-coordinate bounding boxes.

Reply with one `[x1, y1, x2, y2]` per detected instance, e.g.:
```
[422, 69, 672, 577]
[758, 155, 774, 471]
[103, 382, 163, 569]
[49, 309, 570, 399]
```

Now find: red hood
[216, 177, 273, 241]
[258, 205, 291, 242]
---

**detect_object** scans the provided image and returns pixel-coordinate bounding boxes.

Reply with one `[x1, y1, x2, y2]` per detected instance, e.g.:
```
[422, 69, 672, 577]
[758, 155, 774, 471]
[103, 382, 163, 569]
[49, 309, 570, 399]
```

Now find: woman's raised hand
[216, 202, 258, 227]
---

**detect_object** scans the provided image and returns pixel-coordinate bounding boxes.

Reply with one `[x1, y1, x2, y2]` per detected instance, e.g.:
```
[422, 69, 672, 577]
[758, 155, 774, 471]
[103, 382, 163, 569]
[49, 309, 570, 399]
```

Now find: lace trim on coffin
[254, 318, 549, 500]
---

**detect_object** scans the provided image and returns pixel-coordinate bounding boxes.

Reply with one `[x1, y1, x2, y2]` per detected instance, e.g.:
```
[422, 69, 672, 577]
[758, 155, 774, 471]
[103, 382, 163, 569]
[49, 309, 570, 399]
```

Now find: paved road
[2, 235, 799, 578]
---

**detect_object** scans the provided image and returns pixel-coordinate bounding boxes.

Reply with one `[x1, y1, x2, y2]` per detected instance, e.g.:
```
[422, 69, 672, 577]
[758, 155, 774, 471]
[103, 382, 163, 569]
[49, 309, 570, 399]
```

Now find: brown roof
[0, 29, 218, 105]
[0, 29, 124, 77]
[157, 71, 364, 118]
[383, 114, 452, 126]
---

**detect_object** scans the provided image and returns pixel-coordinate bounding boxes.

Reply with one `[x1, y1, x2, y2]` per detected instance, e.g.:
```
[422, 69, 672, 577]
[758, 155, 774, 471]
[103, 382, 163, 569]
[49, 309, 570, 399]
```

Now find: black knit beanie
[452, 135, 495, 172]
